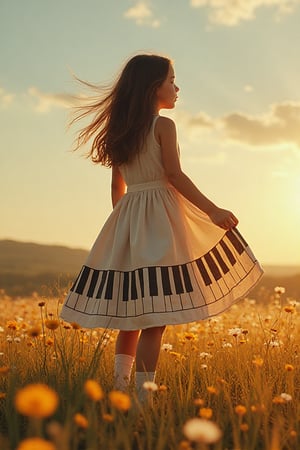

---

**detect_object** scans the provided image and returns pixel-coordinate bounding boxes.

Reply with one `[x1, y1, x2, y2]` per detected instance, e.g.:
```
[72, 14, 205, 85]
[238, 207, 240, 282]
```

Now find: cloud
[27, 87, 77, 112]
[175, 101, 300, 150]
[0, 87, 15, 107]
[123, 1, 160, 27]
[190, 0, 299, 26]
[222, 101, 300, 148]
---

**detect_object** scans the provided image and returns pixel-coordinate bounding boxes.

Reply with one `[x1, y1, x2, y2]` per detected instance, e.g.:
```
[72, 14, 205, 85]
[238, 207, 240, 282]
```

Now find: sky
[1, 0, 300, 266]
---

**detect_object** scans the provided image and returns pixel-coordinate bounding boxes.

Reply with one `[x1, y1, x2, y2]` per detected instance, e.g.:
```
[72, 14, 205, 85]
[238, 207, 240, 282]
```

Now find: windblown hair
[70, 54, 171, 167]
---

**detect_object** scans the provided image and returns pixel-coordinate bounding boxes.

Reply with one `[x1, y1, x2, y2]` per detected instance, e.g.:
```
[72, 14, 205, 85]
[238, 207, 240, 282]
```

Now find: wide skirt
[60, 180, 263, 330]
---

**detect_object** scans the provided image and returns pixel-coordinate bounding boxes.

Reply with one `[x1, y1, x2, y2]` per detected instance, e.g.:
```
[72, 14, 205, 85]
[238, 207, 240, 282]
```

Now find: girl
[60, 54, 263, 402]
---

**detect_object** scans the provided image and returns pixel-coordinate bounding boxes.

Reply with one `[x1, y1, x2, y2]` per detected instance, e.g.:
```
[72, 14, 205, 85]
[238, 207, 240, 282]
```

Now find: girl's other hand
[208, 207, 239, 230]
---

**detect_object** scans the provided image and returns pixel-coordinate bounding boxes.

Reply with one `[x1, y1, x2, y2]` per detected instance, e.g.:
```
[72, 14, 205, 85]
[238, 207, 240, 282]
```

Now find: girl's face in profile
[156, 64, 179, 110]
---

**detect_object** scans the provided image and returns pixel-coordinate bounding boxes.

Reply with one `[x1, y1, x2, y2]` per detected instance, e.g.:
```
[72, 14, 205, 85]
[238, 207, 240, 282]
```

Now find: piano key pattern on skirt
[64, 228, 258, 318]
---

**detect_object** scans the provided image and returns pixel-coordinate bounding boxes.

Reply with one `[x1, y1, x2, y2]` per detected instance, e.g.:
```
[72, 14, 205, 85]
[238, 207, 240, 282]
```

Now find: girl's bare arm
[111, 165, 126, 208]
[157, 116, 238, 230]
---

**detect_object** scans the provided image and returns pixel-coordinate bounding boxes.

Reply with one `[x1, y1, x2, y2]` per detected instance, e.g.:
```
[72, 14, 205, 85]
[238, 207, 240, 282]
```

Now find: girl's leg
[135, 326, 166, 402]
[114, 330, 140, 391]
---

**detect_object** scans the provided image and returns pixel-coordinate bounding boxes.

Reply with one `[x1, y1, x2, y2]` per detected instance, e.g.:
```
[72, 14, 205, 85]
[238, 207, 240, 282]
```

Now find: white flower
[228, 328, 243, 337]
[0, 327, 4, 333]
[274, 286, 285, 294]
[199, 352, 212, 359]
[222, 342, 232, 348]
[265, 340, 282, 348]
[183, 418, 222, 444]
[161, 343, 173, 351]
[200, 364, 208, 370]
[14, 337, 21, 343]
[6, 336, 13, 343]
[143, 381, 158, 392]
[280, 393, 292, 402]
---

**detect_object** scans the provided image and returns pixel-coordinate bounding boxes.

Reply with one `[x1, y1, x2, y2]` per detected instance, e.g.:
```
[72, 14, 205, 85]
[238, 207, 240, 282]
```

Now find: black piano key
[196, 258, 212, 286]
[96, 270, 108, 298]
[212, 247, 230, 274]
[70, 269, 82, 292]
[87, 269, 100, 297]
[138, 269, 145, 298]
[172, 265, 184, 294]
[233, 228, 248, 248]
[161, 266, 172, 295]
[148, 267, 158, 296]
[105, 270, 115, 300]
[220, 240, 236, 266]
[122, 272, 129, 301]
[204, 253, 222, 281]
[75, 266, 91, 294]
[181, 264, 193, 292]
[131, 271, 138, 300]
[226, 229, 244, 255]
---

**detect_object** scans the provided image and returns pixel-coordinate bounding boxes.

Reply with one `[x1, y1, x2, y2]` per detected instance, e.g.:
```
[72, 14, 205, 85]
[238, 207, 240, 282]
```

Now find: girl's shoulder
[154, 115, 177, 144]
[156, 115, 176, 127]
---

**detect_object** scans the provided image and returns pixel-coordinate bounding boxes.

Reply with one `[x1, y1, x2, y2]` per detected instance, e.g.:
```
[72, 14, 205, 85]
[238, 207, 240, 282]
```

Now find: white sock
[135, 371, 156, 403]
[114, 354, 135, 391]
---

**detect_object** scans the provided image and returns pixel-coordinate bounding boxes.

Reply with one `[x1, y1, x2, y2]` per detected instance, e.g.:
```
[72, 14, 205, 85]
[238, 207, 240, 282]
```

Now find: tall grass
[0, 288, 299, 450]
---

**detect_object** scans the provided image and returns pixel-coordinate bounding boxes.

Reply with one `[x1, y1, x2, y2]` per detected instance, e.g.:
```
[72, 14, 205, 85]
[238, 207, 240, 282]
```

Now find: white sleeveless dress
[60, 116, 263, 330]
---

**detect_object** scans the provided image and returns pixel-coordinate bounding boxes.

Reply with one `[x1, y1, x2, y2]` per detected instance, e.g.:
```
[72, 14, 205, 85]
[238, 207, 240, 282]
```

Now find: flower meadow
[0, 287, 299, 450]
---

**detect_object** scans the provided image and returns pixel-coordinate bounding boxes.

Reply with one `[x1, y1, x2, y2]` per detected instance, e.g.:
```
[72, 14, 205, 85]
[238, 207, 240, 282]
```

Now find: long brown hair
[70, 54, 171, 167]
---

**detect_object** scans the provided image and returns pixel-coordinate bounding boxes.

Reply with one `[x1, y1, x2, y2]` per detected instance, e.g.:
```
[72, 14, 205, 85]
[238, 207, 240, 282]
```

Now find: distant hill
[0, 239, 299, 298]
[0, 240, 88, 296]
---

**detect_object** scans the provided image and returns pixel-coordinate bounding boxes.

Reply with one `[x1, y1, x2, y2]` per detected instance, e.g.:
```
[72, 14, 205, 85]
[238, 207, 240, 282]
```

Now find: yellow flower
[251, 404, 266, 413]
[240, 423, 249, 432]
[46, 337, 55, 346]
[207, 386, 218, 395]
[15, 383, 59, 418]
[199, 408, 213, 419]
[178, 440, 192, 450]
[71, 322, 81, 330]
[45, 319, 60, 330]
[284, 305, 295, 313]
[16, 437, 55, 450]
[27, 326, 41, 338]
[252, 357, 264, 367]
[74, 413, 88, 429]
[184, 332, 197, 341]
[183, 418, 222, 444]
[7, 320, 18, 330]
[272, 396, 285, 405]
[109, 390, 131, 412]
[216, 377, 226, 385]
[102, 413, 114, 422]
[235, 405, 247, 416]
[285, 364, 294, 371]
[194, 398, 205, 406]
[158, 384, 167, 392]
[84, 380, 104, 401]
[0, 366, 10, 375]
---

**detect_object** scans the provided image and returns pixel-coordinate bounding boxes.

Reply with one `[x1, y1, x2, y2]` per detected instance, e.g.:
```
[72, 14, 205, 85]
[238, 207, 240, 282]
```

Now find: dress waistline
[127, 179, 170, 193]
